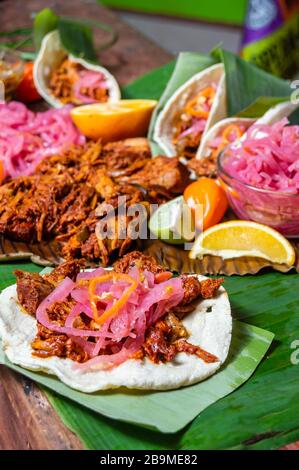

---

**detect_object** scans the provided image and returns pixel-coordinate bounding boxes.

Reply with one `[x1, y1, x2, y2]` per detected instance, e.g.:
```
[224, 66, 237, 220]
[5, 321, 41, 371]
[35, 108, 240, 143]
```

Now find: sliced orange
[70, 99, 157, 142]
[190, 220, 296, 266]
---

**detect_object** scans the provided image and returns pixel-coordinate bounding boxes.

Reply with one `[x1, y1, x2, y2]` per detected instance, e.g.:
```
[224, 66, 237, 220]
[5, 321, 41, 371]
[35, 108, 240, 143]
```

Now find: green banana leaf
[45, 270, 299, 450]
[33, 8, 118, 62]
[58, 18, 97, 63]
[33, 8, 59, 51]
[212, 48, 294, 117]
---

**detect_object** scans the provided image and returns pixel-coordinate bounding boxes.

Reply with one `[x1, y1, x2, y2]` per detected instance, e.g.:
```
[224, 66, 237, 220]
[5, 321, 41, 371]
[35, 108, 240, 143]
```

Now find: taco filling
[172, 85, 217, 159]
[188, 123, 247, 178]
[14, 252, 223, 370]
[49, 58, 109, 105]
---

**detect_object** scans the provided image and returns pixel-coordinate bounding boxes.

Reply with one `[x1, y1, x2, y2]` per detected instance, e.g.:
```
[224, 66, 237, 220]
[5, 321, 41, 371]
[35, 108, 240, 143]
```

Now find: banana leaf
[212, 48, 294, 117]
[48, 60, 299, 449]
[33, 8, 58, 51]
[43, 270, 299, 449]
[33, 8, 117, 62]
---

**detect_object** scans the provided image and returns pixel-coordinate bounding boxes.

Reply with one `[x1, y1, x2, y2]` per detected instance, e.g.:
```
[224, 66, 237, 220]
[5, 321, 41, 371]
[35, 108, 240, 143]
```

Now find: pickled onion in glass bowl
[217, 118, 299, 237]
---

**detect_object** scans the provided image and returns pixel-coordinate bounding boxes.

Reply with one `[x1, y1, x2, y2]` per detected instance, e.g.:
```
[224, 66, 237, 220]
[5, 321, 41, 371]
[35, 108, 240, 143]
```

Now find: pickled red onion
[178, 118, 206, 139]
[73, 70, 107, 104]
[36, 267, 184, 370]
[0, 101, 85, 180]
[36, 277, 116, 338]
[224, 119, 299, 193]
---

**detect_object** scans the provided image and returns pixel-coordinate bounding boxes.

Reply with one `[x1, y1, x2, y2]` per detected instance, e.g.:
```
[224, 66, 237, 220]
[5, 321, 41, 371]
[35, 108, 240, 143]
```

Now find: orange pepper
[222, 124, 244, 144]
[15, 62, 41, 103]
[185, 87, 216, 119]
[0, 161, 5, 185]
[154, 272, 173, 284]
[183, 177, 228, 230]
[88, 272, 138, 326]
[209, 125, 246, 161]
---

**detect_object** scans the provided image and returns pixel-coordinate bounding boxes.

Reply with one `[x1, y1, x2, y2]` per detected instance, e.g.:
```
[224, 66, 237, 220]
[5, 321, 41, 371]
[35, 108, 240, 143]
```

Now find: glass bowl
[217, 147, 299, 238]
[0, 47, 24, 100]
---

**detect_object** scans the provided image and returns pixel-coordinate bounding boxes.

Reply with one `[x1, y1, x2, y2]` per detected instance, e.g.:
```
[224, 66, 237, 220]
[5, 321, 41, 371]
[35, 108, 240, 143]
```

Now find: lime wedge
[149, 196, 195, 245]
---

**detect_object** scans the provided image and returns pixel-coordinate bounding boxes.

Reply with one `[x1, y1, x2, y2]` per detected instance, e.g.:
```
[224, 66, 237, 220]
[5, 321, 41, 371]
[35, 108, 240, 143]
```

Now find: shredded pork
[15, 256, 223, 365]
[0, 139, 190, 265]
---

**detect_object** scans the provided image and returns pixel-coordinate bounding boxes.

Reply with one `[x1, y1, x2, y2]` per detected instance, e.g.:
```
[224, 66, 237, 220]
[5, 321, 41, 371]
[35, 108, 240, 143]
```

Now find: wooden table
[0, 0, 297, 451]
[0, 0, 172, 450]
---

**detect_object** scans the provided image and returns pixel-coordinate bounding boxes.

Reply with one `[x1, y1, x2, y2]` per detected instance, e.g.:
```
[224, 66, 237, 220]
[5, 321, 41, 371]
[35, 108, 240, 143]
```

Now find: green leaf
[148, 52, 217, 154]
[123, 61, 176, 101]
[0, 27, 33, 52]
[213, 48, 293, 117]
[19, 52, 37, 61]
[33, 8, 58, 51]
[0, 27, 32, 38]
[1, 58, 299, 449]
[0, 266, 273, 436]
[237, 96, 290, 118]
[71, 17, 118, 53]
[58, 18, 97, 63]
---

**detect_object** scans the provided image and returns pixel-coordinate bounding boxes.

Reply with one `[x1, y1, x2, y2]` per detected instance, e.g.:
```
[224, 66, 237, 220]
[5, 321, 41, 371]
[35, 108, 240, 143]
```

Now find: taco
[153, 63, 226, 160]
[0, 252, 232, 392]
[34, 30, 121, 108]
[188, 117, 255, 178]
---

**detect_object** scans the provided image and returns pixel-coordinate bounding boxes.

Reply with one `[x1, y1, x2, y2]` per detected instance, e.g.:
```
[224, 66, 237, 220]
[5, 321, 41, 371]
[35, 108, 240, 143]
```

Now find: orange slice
[190, 220, 296, 266]
[71, 99, 157, 142]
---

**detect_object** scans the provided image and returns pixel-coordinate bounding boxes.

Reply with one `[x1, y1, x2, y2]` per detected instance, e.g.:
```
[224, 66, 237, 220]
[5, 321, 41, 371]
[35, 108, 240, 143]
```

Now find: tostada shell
[33, 30, 121, 108]
[0, 273, 231, 392]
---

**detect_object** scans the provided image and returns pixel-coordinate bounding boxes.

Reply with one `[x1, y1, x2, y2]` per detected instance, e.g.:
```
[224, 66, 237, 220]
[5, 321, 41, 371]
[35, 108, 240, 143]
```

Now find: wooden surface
[0, 0, 172, 86]
[0, 0, 172, 450]
[0, 0, 298, 452]
[0, 367, 83, 450]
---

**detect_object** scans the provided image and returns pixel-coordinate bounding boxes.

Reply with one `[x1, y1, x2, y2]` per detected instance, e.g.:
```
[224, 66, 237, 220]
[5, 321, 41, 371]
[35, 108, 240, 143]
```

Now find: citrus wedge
[190, 220, 296, 266]
[70, 99, 157, 142]
[149, 196, 195, 245]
